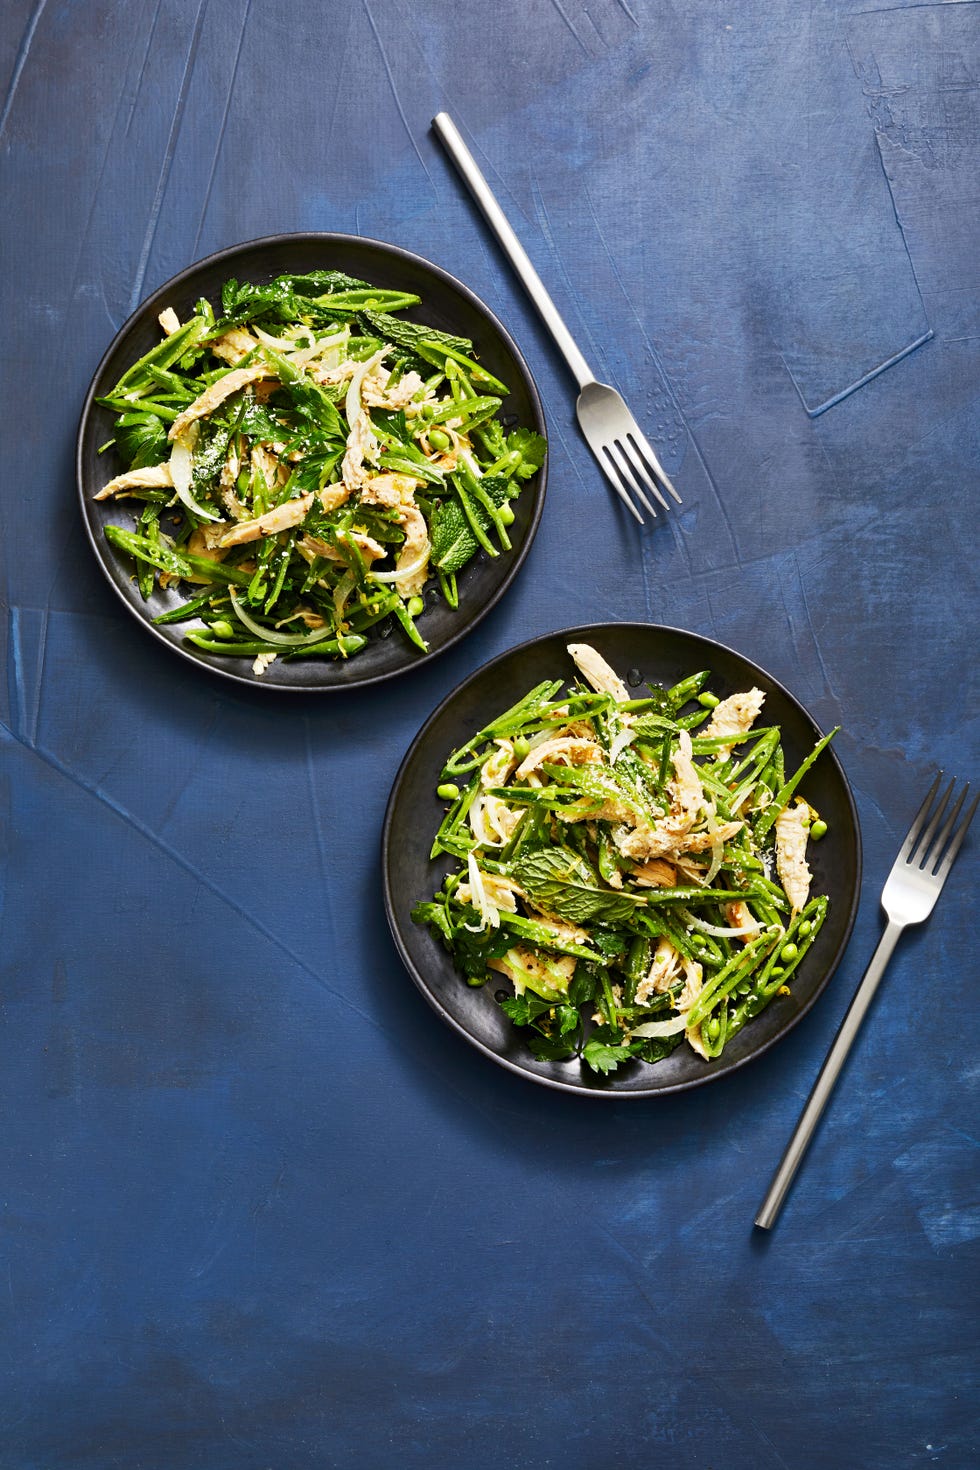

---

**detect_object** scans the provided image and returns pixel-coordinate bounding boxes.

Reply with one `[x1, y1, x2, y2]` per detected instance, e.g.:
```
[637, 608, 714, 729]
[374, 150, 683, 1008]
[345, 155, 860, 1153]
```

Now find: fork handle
[755, 919, 904, 1229]
[432, 112, 595, 391]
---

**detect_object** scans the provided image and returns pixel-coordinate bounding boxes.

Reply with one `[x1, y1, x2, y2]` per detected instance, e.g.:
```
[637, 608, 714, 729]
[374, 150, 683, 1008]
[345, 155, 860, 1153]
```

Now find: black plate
[383, 623, 862, 1097]
[77, 233, 547, 691]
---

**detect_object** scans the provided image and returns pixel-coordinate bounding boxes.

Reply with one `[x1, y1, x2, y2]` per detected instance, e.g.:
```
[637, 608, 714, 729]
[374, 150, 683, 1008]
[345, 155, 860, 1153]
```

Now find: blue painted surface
[1, 1, 977, 1465]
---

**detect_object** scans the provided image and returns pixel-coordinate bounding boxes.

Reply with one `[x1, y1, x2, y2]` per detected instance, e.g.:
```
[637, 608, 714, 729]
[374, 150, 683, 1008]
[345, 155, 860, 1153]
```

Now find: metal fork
[756, 773, 977, 1230]
[432, 112, 682, 525]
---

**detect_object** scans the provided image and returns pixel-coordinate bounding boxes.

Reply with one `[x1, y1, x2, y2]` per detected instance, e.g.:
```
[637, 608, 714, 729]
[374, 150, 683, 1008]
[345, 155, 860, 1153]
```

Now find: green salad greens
[413, 644, 837, 1075]
[94, 270, 546, 673]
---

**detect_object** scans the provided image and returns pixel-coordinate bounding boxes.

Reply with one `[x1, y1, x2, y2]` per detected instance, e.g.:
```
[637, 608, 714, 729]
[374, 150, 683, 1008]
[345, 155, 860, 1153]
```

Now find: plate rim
[76, 230, 548, 693]
[382, 620, 863, 1098]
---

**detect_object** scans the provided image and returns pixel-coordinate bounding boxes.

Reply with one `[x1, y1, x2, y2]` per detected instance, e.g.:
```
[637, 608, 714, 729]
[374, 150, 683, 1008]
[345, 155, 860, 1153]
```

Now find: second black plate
[383, 623, 862, 1097]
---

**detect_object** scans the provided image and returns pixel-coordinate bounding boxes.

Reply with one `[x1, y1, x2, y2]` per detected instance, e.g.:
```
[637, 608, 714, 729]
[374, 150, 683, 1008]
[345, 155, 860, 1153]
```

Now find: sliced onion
[463, 852, 499, 931]
[630, 1014, 690, 1038]
[345, 347, 387, 431]
[368, 540, 431, 584]
[229, 589, 336, 647]
[169, 428, 221, 522]
[608, 723, 637, 764]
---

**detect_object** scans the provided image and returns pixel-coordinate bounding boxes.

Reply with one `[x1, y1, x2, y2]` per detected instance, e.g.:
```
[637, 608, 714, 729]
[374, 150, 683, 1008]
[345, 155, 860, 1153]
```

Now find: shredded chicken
[298, 531, 386, 565]
[456, 871, 521, 913]
[702, 688, 766, 741]
[775, 800, 813, 914]
[95, 463, 173, 500]
[635, 938, 682, 1004]
[210, 326, 259, 365]
[726, 899, 761, 941]
[169, 366, 276, 440]
[488, 947, 576, 997]
[567, 643, 631, 701]
[515, 736, 602, 781]
[631, 859, 677, 888]
[393, 503, 431, 597]
[217, 493, 314, 547]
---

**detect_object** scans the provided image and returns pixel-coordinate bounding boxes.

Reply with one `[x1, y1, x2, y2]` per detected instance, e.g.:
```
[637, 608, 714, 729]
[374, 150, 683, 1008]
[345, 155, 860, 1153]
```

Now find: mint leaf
[513, 848, 647, 927]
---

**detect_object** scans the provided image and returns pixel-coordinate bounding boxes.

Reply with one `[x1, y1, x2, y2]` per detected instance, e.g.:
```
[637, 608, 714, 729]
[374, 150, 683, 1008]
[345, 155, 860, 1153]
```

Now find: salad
[94, 270, 546, 672]
[412, 644, 837, 1076]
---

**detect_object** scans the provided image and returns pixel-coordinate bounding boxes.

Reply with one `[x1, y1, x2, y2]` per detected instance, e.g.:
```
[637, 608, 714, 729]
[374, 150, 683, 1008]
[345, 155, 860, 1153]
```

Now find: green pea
[466, 974, 486, 988]
[210, 619, 235, 639]
[781, 942, 799, 962]
[498, 503, 515, 525]
[706, 1017, 721, 1042]
[698, 691, 720, 708]
[407, 595, 424, 617]
[427, 428, 451, 451]
[810, 818, 828, 840]
[771, 965, 784, 978]
[798, 920, 812, 937]
[512, 737, 531, 761]
[436, 782, 460, 802]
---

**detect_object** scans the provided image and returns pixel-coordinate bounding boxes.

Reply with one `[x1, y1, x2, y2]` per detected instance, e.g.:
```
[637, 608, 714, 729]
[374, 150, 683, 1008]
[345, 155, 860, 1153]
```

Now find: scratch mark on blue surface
[589, 1216, 798, 1470]
[7, 608, 25, 742]
[128, 0, 209, 312]
[0, 0, 47, 144]
[543, 0, 590, 54]
[788, 332, 935, 418]
[125, 0, 165, 137]
[58, 17, 146, 352]
[795, 555, 838, 709]
[581, 184, 739, 568]
[0, 707, 391, 1041]
[322, 3, 355, 175]
[362, 0, 436, 197]
[853, 1, 979, 16]
[192, 0, 253, 253]
[610, 0, 639, 24]
[304, 713, 338, 950]
[156, 706, 221, 833]
[31, 605, 48, 747]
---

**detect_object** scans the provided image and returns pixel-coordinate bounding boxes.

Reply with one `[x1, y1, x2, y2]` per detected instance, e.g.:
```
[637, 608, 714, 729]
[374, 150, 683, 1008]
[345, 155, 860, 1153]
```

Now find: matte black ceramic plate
[383, 623, 862, 1097]
[77, 233, 547, 691]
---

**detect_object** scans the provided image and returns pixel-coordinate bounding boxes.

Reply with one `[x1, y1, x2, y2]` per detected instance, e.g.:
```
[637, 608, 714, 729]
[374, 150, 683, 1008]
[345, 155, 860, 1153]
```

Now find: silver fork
[432, 112, 681, 524]
[756, 773, 977, 1229]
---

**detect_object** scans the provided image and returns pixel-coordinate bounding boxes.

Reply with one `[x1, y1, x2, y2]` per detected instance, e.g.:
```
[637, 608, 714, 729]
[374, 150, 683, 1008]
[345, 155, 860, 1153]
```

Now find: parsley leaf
[504, 428, 547, 481]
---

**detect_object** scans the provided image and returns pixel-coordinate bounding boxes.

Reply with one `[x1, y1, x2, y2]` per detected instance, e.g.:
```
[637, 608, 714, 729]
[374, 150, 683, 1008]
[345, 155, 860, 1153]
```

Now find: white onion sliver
[630, 1014, 690, 1038]
[169, 430, 221, 522]
[229, 589, 334, 647]
[368, 540, 431, 584]
[608, 724, 637, 765]
[344, 347, 387, 430]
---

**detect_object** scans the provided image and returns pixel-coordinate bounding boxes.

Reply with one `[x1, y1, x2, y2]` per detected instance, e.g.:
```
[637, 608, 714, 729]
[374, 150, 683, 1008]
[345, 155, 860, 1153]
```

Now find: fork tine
[935, 786, 977, 880]
[925, 783, 967, 871]
[912, 778, 955, 865]
[597, 449, 644, 524]
[605, 441, 660, 520]
[627, 428, 683, 505]
[899, 770, 943, 860]
[618, 438, 671, 513]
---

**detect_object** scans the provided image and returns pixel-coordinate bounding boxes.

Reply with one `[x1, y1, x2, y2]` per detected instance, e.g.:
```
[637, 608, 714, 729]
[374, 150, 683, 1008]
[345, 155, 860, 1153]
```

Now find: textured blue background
[1, 1, 978, 1466]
